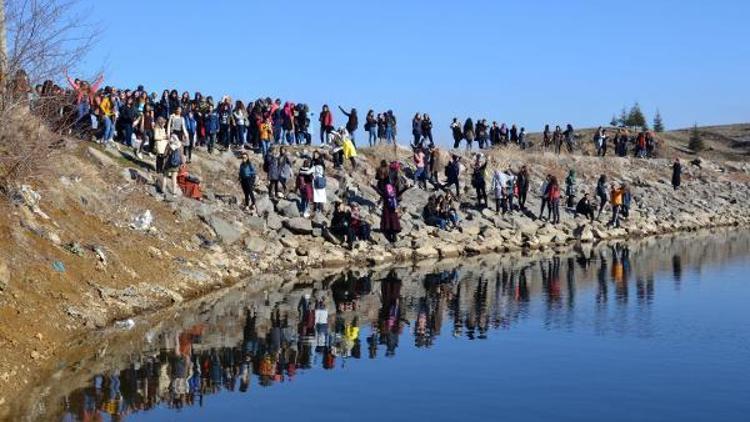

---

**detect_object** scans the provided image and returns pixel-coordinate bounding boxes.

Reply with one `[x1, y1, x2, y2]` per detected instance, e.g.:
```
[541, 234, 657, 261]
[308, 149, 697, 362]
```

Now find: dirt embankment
[1, 126, 750, 408]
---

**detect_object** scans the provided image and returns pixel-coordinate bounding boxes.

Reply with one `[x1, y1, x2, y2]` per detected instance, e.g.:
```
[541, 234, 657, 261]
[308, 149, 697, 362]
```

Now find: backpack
[314, 175, 326, 189]
[167, 148, 181, 169]
[385, 183, 398, 210]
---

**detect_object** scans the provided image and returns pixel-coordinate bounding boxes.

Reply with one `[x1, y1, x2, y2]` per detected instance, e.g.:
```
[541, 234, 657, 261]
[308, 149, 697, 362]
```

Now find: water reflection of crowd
[61, 246, 663, 420]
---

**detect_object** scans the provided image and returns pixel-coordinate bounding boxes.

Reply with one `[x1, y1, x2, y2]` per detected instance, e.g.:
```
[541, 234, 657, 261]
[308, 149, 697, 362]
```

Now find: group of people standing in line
[450, 118, 529, 150]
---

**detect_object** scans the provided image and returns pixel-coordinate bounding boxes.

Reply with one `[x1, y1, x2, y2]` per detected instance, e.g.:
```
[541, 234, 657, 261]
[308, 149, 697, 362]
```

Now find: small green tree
[626, 102, 647, 128]
[653, 109, 664, 132]
[688, 124, 705, 152]
[618, 107, 628, 126]
[609, 114, 619, 126]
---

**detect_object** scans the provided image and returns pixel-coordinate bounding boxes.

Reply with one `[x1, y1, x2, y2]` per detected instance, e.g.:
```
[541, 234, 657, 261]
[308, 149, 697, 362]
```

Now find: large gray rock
[255, 196, 274, 216]
[276, 199, 300, 218]
[244, 236, 266, 253]
[283, 217, 313, 235]
[206, 216, 243, 244]
[266, 213, 283, 231]
[246, 215, 266, 232]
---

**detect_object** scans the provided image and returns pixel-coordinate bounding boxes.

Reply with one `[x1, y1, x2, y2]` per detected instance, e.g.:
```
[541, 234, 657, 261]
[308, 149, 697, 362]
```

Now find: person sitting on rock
[349, 203, 371, 243]
[575, 193, 595, 222]
[423, 195, 448, 230]
[330, 201, 354, 249]
[438, 193, 461, 228]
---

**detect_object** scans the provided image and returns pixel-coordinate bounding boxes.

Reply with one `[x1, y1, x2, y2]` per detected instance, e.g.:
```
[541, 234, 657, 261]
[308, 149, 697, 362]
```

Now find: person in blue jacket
[239, 153, 257, 210]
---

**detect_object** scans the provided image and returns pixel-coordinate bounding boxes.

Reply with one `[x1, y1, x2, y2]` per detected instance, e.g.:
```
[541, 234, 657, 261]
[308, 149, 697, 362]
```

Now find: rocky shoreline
[1, 139, 750, 408]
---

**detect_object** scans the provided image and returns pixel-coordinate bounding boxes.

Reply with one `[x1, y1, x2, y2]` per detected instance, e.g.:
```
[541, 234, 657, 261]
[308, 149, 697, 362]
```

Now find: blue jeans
[236, 125, 246, 145]
[261, 140, 270, 156]
[284, 129, 294, 145]
[273, 125, 282, 144]
[76, 102, 90, 123]
[385, 127, 394, 144]
[102, 116, 113, 142]
[368, 129, 377, 147]
[426, 216, 447, 230]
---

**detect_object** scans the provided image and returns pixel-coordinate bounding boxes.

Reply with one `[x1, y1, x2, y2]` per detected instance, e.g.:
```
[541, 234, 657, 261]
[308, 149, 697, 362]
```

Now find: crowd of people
[17, 72, 680, 247]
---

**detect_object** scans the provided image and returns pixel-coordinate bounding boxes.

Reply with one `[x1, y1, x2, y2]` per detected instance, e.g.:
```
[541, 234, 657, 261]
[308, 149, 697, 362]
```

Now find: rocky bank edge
[1, 139, 750, 406]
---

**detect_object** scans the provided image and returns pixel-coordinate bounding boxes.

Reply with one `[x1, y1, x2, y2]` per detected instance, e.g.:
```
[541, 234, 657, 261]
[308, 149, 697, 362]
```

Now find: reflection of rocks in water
[11, 229, 750, 421]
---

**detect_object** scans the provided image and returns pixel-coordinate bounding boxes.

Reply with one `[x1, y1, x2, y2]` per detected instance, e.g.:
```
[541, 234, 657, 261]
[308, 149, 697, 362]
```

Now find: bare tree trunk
[0, 0, 6, 85]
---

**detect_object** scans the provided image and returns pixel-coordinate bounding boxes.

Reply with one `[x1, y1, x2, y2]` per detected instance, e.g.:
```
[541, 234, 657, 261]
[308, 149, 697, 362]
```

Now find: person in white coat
[311, 151, 327, 213]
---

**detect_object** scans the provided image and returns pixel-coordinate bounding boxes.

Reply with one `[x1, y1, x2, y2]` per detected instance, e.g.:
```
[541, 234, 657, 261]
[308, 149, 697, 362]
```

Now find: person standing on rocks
[412, 113, 423, 147]
[463, 118, 475, 150]
[239, 153, 257, 211]
[319, 105, 334, 145]
[607, 183, 624, 228]
[444, 155, 461, 197]
[451, 118, 464, 149]
[377, 173, 409, 243]
[422, 114, 434, 147]
[341, 129, 358, 171]
[543, 124, 551, 150]
[297, 159, 314, 218]
[152, 117, 169, 173]
[516, 165, 529, 211]
[491, 168, 507, 214]
[564, 124, 575, 152]
[672, 158, 682, 190]
[205, 103, 220, 154]
[162, 136, 184, 196]
[538, 175, 551, 220]
[265, 148, 282, 199]
[429, 146, 445, 189]
[596, 175, 608, 220]
[471, 154, 488, 208]
[413, 146, 427, 190]
[259, 117, 273, 157]
[278, 147, 293, 196]
[565, 169, 577, 209]
[338, 106, 358, 144]
[312, 154, 327, 214]
[553, 125, 563, 154]
[365, 110, 378, 147]
[548, 176, 561, 224]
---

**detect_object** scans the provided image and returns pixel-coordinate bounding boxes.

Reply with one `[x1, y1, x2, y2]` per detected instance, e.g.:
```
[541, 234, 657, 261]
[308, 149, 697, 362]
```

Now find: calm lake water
[16, 230, 750, 422]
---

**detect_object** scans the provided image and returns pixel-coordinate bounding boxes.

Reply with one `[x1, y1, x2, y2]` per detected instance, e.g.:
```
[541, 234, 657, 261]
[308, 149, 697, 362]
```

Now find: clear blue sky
[75, 0, 749, 141]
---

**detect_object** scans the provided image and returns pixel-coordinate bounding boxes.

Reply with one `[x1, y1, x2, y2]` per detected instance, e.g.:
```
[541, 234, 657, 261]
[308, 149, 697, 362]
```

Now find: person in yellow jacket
[608, 183, 624, 228]
[99, 93, 115, 143]
[341, 128, 358, 170]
